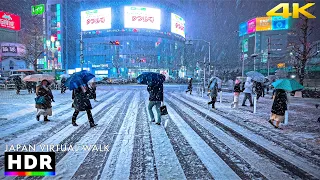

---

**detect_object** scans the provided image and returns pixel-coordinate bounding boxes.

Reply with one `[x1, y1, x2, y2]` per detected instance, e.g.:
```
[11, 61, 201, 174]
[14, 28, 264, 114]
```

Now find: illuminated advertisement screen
[0, 11, 21, 31]
[242, 39, 248, 52]
[171, 13, 185, 38]
[247, 18, 256, 34]
[272, 16, 288, 30]
[81, 8, 111, 31]
[239, 22, 247, 36]
[124, 6, 161, 30]
[256, 17, 272, 31]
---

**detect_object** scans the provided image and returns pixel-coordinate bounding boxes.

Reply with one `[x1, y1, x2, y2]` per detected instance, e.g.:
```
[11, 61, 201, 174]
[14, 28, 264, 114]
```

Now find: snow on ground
[0, 85, 319, 179]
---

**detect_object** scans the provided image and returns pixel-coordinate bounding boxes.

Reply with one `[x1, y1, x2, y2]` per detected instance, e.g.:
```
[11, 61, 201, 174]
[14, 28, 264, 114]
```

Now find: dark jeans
[72, 109, 94, 125]
[242, 93, 253, 106]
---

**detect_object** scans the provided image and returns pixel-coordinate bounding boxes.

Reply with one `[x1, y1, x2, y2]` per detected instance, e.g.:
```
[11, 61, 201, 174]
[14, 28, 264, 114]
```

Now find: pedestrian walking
[13, 76, 22, 95]
[60, 77, 67, 94]
[71, 84, 97, 127]
[26, 81, 33, 94]
[231, 79, 241, 108]
[35, 80, 54, 121]
[254, 81, 263, 100]
[242, 77, 254, 107]
[208, 81, 219, 109]
[269, 89, 288, 129]
[185, 78, 193, 95]
[147, 83, 164, 125]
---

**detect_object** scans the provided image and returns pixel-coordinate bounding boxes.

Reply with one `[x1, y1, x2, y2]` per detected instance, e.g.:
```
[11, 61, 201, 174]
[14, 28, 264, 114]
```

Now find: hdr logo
[4, 152, 55, 176]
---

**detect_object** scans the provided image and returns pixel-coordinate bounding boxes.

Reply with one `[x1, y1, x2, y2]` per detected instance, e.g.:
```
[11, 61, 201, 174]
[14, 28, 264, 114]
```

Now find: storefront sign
[124, 6, 161, 30]
[256, 17, 272, 31]
[81, 8, 112, 31]
[171, 13, 185, 38]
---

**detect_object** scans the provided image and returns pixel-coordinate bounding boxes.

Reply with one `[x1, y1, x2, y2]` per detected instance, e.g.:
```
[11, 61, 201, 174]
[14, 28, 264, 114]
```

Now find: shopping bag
[160, 105, 168, 116]
[35, 96, 46, 105]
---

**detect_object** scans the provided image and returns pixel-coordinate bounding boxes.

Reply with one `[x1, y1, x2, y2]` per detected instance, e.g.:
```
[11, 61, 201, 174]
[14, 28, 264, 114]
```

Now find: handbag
[35, 96, 46, 105]
[160, 105, 168, 116]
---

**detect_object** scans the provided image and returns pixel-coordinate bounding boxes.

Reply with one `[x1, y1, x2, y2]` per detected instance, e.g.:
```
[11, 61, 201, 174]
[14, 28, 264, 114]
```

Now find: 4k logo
[266, 3, 316, 19]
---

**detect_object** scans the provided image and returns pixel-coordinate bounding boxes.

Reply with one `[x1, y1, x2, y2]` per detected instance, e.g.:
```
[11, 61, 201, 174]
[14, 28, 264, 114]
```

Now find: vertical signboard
[0, 11, 21, 31]
[171, 13, 185, 38]
[247, 18, 256, 34]
[239, 22, 247, 36]
[242, 38, 248, 52]
[256, 17, 272, 31]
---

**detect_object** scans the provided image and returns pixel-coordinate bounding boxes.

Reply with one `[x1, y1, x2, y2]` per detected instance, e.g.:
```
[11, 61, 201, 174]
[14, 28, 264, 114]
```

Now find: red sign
[0, 11, 21, 31]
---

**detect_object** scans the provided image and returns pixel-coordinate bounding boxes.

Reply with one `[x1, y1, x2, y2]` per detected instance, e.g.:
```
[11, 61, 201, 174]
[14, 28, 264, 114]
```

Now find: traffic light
[110, 41, 120, 45]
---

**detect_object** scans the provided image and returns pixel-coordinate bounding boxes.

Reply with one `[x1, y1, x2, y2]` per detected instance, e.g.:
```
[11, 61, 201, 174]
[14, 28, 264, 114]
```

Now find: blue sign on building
[239, 22, 248, 36]
[272, 16, 289, 30]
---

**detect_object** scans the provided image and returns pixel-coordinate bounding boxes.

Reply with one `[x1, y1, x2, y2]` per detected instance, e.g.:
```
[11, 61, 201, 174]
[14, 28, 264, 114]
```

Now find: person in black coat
[60, 77, 67, 94]
[36, 80, 54, 121]
[13, 76, 22, 94]
[269, 89, 288, 128]
[147, 83, 164, 125]
[72, 84, 97, 127]
[185, 78, 193, 95]
[254, 81, 263, 100]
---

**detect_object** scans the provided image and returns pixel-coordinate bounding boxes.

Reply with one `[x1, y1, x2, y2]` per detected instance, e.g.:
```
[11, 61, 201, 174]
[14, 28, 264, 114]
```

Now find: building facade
[45, 0, 187, 79]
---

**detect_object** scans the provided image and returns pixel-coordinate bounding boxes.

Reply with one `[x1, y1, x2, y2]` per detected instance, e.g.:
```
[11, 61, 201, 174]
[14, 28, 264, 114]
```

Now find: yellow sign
[277, 63, 285, 68]
[256, 17, 272, 31]
[266, 3, 316, 19]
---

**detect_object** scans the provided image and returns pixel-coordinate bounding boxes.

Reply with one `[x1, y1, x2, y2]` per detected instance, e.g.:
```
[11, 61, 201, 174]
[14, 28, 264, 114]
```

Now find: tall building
[45, 0, 187, 79]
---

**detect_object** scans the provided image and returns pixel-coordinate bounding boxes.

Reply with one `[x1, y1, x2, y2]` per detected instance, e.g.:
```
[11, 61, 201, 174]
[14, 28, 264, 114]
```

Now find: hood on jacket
[246, 77, 252, 82]
[235, 79, 241, 84]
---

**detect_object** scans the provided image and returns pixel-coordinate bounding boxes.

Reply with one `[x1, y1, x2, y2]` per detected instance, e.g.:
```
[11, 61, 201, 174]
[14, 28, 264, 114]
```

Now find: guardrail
[6, 84, 16, 89]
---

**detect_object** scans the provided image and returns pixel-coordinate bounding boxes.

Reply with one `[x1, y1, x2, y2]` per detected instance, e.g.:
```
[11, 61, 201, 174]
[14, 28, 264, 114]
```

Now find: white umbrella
[23, 74, 55, 82]
[246, 71, 265, 82]
[60, 74, 70, 79]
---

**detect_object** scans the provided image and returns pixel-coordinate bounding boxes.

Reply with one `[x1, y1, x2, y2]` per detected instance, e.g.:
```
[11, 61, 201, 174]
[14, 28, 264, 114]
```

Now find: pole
[80, 31, 84, 71]
[241, 35, 245, 77]
[203, 56, 206, 95]
[208, 42, 211, 77]
[267, 37, 271, 76]
[253, 96, 257, 113]
[254, 32, 257, 71]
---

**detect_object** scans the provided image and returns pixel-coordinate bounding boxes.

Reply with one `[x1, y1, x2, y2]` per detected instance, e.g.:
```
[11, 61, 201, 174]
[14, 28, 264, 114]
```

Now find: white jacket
[243, 77, 253, 94]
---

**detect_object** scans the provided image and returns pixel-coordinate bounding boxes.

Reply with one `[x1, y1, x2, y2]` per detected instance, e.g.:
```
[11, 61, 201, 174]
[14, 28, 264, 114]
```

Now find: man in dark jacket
[147, 83, 163, 125]
[185, 78, 193, 95]
[72, 85, 97, 128]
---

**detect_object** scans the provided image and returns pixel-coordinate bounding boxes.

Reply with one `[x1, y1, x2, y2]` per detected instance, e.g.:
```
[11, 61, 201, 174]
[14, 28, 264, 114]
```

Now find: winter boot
[72, 118, 78, 126]
[90, 122, 98, 128]
[44, 116, 50, 121]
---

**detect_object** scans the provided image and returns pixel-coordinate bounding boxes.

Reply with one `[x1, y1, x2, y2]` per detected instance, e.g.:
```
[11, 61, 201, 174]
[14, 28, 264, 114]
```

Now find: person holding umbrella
[13, 76, 22, 95]
[60, 77, 67, 94]
[64, 70, 97, 128]
[35, 80, 55, 121]
[242, 77, 254, 107]
[269, 89, 287, 128]
[137, 72, 165, 125]
[269, 79, 304, 128]
[185, 78, 193, 95]
[231, 79, 241, 108]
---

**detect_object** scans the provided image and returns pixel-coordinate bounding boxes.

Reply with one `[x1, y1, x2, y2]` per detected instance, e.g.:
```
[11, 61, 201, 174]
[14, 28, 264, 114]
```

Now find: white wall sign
[81, 8, 111, 31]
[171, 13, 185, 38]
[124, 6, 161, 30]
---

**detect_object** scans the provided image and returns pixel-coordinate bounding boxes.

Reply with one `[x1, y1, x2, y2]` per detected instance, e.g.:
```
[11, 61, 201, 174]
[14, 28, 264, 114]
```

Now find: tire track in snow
[171, 94, 319, 179]
[179, 92, 320, 168]
[51, 92, 134, 179]
[129, 92, 157, 180]
[163, 113, 215, 179]
[95, 92, 139, 179]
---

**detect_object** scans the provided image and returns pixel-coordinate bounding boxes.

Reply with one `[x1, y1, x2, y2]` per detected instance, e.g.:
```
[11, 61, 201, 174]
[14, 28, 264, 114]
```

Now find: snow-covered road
[0, 85, 319, 179]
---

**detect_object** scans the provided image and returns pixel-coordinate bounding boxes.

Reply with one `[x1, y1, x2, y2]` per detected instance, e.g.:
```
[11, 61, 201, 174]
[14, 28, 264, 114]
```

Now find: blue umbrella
[246, 71, 265, 83]
[64, 70, 95, 90]
[272, 79, 304, 92]
[137, 72, 165, 86]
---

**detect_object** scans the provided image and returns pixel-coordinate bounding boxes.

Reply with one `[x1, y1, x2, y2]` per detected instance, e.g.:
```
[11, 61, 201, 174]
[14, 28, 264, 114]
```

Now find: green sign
[32, 4, 45, 15]
[242, 39, 248, 53]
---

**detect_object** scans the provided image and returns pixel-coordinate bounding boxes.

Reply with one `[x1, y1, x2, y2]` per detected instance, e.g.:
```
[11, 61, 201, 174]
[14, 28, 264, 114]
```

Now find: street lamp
[235, 30, 245, 77]
[185, 39, 211, 95]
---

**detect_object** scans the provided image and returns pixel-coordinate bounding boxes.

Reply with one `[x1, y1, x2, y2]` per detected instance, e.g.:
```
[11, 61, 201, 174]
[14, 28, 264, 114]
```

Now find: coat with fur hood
[243, 77, 253, 94]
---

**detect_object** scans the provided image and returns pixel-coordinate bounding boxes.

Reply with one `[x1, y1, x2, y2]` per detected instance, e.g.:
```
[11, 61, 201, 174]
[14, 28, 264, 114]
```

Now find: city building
[45, 0, 187, 79]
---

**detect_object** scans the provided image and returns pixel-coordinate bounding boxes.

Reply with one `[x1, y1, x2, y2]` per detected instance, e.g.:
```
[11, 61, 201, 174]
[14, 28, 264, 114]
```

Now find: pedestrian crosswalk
[0, 88, 319, 180]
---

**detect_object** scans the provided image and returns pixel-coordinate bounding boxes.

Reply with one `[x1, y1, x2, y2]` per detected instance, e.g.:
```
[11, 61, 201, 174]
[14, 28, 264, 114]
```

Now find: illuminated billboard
[247, 18, 256, 34]
[171, 13, 185, 38]
[256, 17, 272, 31]
[0, 11, 21, 31]
[124, 6, 161, 30]
[239, 22, 247, 36]
[81, 8, 111, 31]
[272, 16, 288, 30]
